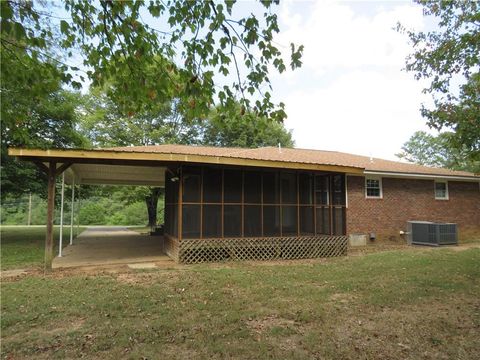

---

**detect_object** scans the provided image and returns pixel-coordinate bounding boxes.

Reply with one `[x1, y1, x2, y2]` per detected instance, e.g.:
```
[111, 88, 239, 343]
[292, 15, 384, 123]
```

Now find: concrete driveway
[52, 226, 172, 269]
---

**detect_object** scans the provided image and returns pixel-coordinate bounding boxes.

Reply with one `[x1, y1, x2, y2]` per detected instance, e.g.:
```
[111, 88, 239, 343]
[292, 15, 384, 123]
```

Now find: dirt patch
[114, 268, 184, 287]
[325, 296, 480, 360]
[5, 318, 86, 342]
[246, 314, 297, 335]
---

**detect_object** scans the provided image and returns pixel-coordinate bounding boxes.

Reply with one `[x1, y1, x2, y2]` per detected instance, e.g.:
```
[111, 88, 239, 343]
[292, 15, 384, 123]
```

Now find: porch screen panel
[182, 204, 200, 238]
[332, 207, 345, 235]
[263, 171, 280, 204]
[332, 175, 345, 205]
[281, 173, 297, 204]
[224, 205, 242, 237]
[244, 205, 261, 236]
[176, 166, 347, 240]
[164, 170, 179, 238]
[316, 205, 330, 235]
[244, 171, 261, 203]
[263, 205, 280, 236]
[203, 168, 222, 203]
[299, 174, 313, 204]
[182, 166, 201, 203]
[300, 206, 314, 235]
[224, 169, 242, 203]
[282, 205, 298, 235]
[203, 205, 222, 238]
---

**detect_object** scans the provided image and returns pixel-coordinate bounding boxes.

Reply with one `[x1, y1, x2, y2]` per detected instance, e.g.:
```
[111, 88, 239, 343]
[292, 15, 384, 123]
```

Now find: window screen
[299, 174, 313, 204]
[203, 167, 222, 203]
[182, 166, 201, 203]
[300, 206, 314, 235]
[244, 205, 261, 236]
[244, 172, 261, 203]
[281, 173, 297, 204]
[202, 205, 222, 238]
[263, 172, 280, 204]
[224, 169, 242, 203]
[182, 204, 200, 238]
[282, 205, 298, 235]
[224, 205, 242, 237]
[366, 178, 381, 198]
[263, 205, 280, 236]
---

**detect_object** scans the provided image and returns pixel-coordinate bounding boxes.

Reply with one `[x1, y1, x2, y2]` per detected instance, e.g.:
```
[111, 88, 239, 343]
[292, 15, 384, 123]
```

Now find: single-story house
[8, 145, 480, 268]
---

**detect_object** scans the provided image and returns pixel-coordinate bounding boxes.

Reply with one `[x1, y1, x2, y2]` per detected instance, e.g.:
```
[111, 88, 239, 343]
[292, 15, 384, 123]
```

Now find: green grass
[0, 226, 86, 270]
[2, 248, 479, 359]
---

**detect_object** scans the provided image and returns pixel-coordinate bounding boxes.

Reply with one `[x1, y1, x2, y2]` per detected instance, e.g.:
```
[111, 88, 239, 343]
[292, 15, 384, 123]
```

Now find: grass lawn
[0, 226, 86, 270]
[1, 246, 479, 359]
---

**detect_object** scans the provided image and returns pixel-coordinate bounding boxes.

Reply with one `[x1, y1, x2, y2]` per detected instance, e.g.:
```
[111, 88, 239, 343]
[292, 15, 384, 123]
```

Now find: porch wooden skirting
[168, 235, 348, 264]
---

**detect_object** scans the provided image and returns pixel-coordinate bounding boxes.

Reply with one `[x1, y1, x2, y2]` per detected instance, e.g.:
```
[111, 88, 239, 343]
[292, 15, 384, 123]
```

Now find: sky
[267, 0, 434, 160]
[51, 0, 436, 161]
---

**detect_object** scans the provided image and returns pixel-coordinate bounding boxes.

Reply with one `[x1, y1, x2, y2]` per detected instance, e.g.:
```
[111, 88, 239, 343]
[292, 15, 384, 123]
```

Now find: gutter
[363, 170, 480, 182]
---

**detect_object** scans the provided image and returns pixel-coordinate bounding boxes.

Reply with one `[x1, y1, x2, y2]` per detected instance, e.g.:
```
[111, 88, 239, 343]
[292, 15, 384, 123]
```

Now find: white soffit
[63, 164, 165, 186]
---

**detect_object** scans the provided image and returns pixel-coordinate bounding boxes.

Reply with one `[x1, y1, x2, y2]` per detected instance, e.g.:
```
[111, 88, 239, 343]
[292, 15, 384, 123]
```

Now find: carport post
[58, 172, 65, 257]
[76, 185, 81, 236]
[45, 161, 57, 271]
[70, 177, 75, 245]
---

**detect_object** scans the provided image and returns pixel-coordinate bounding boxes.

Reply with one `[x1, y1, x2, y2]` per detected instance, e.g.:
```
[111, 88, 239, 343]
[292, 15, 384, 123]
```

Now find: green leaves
[400, 1, 479, 160]
[60, 20, 69, 35]
[2, 0, 303, 123]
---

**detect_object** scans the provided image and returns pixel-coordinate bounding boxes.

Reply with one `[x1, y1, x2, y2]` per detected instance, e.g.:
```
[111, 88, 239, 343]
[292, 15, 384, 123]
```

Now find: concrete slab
[53, 226, 172, 269]
[127, 262, 158, 269]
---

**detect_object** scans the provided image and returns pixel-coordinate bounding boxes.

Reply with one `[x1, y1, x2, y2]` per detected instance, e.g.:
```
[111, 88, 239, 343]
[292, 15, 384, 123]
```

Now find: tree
[399, 1, 479, 161]
[1, 0, 303, 123]
[201, 105, 294, 148]
[0, 41, 87, 200]
[396, 131, 479, 174]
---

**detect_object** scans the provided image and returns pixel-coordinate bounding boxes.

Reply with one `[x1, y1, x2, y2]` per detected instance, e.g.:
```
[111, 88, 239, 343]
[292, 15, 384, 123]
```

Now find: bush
[79, 201, 106, 225]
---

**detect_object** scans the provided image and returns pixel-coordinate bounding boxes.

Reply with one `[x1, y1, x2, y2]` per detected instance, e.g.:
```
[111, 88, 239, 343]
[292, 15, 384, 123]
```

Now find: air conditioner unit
[407, 221, 457, 246]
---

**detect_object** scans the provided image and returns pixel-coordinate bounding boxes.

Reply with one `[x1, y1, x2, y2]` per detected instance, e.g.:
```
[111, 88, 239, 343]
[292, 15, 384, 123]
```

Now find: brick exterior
[346, 176, 480, 242]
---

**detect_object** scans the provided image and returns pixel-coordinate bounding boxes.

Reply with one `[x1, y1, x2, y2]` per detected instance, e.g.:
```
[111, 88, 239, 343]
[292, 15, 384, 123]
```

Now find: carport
[8, 147, 175, 270]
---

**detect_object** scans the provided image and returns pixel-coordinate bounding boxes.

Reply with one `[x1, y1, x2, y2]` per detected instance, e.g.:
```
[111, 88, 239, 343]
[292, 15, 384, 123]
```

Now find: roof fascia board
[363, 170, 480, 182]
[9, 148, 364, 174]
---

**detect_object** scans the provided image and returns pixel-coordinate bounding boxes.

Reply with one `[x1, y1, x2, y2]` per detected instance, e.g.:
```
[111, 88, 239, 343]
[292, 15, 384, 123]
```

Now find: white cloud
[271, 1, 433, 160]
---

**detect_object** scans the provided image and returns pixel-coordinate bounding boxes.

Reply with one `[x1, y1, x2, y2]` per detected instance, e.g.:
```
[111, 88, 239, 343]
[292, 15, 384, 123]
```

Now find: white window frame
[365, 176, 382, 199]
[434, 180, 449, 200]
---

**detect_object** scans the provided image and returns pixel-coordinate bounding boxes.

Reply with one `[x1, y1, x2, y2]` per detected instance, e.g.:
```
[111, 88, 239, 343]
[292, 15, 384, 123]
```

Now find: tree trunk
[145, 188, 162, 230]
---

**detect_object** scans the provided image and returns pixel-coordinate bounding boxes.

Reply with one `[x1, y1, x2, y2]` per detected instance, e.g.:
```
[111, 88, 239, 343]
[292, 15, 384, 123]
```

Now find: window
[365, 177, 382, 198]
[435, 181, 448, 200]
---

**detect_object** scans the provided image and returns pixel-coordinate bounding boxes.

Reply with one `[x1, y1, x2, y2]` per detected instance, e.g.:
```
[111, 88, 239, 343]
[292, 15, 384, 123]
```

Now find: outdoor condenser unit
[407, 221, 458, 246]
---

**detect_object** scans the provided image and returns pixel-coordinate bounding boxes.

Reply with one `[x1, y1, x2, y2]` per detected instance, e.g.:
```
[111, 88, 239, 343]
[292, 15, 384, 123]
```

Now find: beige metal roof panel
[65, 164, 165, 186]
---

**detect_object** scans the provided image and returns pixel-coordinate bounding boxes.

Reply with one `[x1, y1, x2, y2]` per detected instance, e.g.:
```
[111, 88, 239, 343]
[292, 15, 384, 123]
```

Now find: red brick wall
[346, 176, 480, 242]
